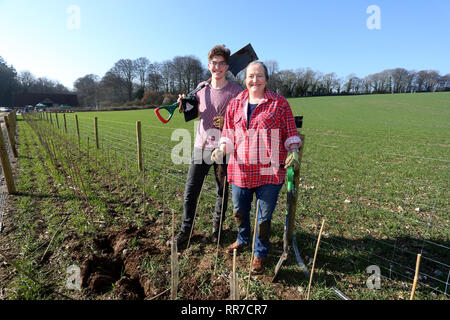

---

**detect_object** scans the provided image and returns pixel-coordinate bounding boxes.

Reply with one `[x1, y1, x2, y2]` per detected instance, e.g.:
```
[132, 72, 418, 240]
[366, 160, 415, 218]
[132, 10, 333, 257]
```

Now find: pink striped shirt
[194, 81, 242, 150]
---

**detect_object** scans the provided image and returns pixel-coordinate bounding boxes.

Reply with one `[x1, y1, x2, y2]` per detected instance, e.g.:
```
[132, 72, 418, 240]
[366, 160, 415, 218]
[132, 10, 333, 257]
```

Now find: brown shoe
[251, 257, 264, 274]
[226, 241, 248, 254]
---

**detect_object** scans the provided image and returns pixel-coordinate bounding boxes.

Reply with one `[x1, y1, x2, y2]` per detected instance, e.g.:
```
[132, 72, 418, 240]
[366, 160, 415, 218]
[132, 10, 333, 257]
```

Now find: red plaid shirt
[220, 89, 302, 189]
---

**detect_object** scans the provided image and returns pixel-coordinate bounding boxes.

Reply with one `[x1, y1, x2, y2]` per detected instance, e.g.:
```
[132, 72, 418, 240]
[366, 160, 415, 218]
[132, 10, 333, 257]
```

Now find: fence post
[9, 111, 17, 136]
[49, 112, 53, 125]
[3, 116, 17, 158]
[136, 121, 143, 172]
[63, 113, 67, 134]
[55, 112, 60, 129]
[0, 123, 16, 194]
[75, 115, 80, 148]
[94, 117, 99, 150]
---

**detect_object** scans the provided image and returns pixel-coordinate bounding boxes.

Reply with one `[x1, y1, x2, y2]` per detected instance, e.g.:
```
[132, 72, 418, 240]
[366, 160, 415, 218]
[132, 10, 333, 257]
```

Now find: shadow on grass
[14, 190, 124, 206]
[268, 230, 449, 299]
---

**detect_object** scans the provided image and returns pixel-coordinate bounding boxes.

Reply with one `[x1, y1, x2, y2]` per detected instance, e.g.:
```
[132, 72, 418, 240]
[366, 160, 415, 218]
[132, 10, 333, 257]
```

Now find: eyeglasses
[209, 61, 227, 67]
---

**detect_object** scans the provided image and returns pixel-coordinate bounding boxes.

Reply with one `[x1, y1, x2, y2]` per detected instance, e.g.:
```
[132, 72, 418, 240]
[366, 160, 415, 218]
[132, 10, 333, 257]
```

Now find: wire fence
[20, 111, 450, 298]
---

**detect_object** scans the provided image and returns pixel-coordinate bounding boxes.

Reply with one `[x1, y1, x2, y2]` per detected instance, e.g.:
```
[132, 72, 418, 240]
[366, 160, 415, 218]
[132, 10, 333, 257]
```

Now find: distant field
[11, 92, 449, 299]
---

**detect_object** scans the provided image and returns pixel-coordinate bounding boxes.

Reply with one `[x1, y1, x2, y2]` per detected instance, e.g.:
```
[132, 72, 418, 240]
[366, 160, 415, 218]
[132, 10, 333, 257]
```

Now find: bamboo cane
[230, 248, 239, 299]
[245, 199, 260, 300]
[410, 253, 422, 300]
[171, 210, 179, 300]
[213, 174, 227, 274]
[186, 178, 206, 250]
[306, 219, 325, 300]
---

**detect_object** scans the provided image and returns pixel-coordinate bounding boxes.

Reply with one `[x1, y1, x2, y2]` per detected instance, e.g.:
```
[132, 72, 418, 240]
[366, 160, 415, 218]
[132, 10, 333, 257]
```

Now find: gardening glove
[211, 147, 225, 164]
[284, 151, 299, 171]
[213, 116, 224, 130]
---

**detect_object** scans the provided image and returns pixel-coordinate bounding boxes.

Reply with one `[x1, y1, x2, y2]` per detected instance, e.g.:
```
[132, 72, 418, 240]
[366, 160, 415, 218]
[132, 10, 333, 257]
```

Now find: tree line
[263, 61, 450, 98]
[1, 54, 449, 108]
[74, 57, 450, 109]
[0, 56, 71, 106]
[74, 56, 207, 109]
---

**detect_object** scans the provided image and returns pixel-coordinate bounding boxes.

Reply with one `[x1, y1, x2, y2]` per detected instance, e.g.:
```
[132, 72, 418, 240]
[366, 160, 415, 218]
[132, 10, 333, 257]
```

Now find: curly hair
[208, 45, 231, 63]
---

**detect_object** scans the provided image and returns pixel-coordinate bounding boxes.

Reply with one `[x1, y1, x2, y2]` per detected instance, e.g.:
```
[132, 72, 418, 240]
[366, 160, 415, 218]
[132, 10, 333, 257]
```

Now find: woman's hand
[211, 144, 226, 163]
[284, 151, 299, 170]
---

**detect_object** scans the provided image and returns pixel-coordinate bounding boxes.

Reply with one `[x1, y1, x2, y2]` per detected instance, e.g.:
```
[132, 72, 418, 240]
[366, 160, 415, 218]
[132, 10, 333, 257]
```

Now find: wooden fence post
[136, 121, 143, 172]
[9, 111, 17, 136]
[63, 113, 67, 134]
[49, 112, 53, 125]
[75, 115, 80, 148]
[3, 116, 17, 158]
[55, 112, 60, 129]
[94, 117, 99, 150]
[0, 123, 16, 194]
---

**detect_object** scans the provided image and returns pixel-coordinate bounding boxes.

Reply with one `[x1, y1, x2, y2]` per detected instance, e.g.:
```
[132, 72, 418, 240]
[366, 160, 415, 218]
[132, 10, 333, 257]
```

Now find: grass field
[2, 92, 449, 300]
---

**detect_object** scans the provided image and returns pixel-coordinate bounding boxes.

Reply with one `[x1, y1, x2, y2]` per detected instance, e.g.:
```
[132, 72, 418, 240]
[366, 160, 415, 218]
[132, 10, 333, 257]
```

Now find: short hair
[208, 45, 231, 63]
[245, 61, 269, 81]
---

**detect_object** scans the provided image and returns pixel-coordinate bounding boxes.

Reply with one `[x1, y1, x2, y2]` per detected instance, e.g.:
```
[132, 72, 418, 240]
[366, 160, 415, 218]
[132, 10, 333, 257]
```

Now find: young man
[167, 45, 242, 247]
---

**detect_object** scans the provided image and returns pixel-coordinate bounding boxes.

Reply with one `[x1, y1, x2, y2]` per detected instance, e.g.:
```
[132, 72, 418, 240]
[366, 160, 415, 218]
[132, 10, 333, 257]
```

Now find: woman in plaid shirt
[212, 61, 302, 274]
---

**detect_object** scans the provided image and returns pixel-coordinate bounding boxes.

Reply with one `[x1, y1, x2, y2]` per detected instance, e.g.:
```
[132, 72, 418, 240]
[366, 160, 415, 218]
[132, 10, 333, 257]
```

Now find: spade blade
[228, 43, 259, 77]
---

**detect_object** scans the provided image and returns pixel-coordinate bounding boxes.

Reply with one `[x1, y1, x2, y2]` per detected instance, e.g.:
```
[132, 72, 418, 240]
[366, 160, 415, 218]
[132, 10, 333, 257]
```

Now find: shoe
[226, 241, 248, 254]
[210, 220, 221, 243]
[166, 231, 189, 248]
[251, 257, 264, 274]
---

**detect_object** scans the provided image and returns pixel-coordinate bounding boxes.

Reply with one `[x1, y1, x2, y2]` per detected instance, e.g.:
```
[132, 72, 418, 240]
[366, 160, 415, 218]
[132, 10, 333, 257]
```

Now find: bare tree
[74, 74, 100, 108]
[147, 62, 163, 92]
[99, 71, 128, 103]
[390, 68, 410, 93]
[110, 59, 137, 101]
[17, 70, 36, 92]
[160, 60, 174, 93]
[264, 60, 280, 92]
[323, 72, 338, 95]
[134, 57, 150, 91]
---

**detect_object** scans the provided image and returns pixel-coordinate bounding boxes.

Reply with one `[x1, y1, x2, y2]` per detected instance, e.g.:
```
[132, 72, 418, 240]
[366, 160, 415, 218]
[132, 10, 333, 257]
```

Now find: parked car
[0, 107, 12, 112]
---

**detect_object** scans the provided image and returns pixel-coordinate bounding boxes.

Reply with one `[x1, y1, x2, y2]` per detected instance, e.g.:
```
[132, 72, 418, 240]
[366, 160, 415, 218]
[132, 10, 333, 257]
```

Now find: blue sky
[1, 0, 449, 89]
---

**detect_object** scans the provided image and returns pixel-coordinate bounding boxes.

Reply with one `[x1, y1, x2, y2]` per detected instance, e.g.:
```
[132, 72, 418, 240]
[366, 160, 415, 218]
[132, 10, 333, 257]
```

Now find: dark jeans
[180, 148, 229, 234]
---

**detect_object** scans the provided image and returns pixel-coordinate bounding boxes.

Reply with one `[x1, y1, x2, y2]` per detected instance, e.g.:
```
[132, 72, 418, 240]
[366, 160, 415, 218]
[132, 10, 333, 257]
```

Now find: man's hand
[213, 116, 224, 130]
[177, 94, 186, 113]
[284, 151, 299, 170]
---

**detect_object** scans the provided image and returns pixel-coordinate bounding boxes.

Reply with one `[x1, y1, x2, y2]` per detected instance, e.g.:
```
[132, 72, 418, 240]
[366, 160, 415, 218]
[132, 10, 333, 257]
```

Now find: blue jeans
[232, 183, 283, 259]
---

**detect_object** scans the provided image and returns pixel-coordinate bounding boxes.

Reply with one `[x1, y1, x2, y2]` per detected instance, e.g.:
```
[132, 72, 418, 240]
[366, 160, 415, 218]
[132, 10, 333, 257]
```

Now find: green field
[5, 92, 449, 300]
